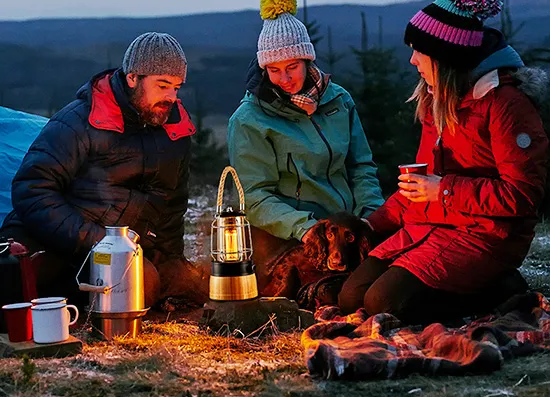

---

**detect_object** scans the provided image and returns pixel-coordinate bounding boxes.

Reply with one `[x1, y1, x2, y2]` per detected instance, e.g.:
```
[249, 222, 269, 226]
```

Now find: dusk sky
[2, 0, 414, 20]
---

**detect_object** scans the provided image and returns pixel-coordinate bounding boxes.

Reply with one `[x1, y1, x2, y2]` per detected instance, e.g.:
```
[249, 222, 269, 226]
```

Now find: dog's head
[303, 212, 372, 272]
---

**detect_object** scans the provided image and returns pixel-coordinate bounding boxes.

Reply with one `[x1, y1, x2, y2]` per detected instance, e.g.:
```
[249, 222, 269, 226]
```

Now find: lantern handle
[216, 166, 245, 213]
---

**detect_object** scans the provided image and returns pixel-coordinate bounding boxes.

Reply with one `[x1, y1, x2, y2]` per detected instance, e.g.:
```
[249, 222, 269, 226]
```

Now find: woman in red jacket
[338, 0, 549, 324]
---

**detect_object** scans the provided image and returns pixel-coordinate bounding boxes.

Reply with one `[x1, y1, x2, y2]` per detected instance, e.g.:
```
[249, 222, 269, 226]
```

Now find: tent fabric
[0, 107, 48, 225]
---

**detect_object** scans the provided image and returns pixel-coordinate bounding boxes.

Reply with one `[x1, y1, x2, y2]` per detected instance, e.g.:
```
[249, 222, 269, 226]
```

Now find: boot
[143, 258, 161, 308]
[157, 257, 210, 304]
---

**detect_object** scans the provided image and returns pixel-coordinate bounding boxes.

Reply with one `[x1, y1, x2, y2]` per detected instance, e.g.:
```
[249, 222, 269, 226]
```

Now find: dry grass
[0, 204, 548, 396]
[0, 320, 306, 396]
[0, 319, 549, 396]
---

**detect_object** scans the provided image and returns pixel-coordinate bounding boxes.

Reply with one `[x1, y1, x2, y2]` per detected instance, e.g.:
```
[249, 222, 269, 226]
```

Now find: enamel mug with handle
[31, 302, 79, 344]
[31, 297, 67, 306]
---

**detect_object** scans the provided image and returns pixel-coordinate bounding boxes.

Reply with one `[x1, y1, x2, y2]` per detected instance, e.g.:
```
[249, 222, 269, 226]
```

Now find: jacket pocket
[286, 153, 302, 210]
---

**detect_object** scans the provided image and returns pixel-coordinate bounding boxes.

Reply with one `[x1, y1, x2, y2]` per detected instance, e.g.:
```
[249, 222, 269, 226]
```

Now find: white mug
[31, 302, 79, 344]
[31, 297, 73, 327]
[31, 297, 67, 306]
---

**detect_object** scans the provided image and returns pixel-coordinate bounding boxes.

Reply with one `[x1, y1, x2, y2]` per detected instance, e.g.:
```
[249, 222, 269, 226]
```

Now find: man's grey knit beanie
[122, 32, 188, 82]
[257, 0, 315, 69]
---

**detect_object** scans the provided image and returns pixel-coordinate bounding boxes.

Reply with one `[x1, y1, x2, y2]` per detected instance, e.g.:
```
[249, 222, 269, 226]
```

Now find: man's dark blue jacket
[2, 68, 195, 259]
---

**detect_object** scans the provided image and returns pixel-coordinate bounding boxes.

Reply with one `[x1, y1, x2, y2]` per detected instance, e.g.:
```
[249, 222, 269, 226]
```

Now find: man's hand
[398, 174, 442, 202]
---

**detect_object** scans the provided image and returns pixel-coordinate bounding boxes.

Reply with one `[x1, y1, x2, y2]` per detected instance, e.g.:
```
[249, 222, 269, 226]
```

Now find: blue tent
[0, 107, 48, 224]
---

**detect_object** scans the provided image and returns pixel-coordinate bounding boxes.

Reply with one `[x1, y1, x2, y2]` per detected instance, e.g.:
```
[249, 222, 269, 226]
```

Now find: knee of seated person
[500, 269, 529, 294]
[363, 286, 405, 317]
[337, 283, 364, 315]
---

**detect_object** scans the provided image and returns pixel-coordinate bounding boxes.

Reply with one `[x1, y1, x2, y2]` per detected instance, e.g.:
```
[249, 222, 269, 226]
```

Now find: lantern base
[209, 260, 258, 301]
[209, 274, 258, 301]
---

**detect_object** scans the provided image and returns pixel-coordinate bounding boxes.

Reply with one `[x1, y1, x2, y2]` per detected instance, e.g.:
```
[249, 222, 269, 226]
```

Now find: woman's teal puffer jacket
[228, 77, 383, 241]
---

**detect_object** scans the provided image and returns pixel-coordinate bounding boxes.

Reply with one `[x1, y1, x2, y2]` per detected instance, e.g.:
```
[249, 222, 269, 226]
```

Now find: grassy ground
[0, 196, 549, 397]
[0, 322, 548, 396]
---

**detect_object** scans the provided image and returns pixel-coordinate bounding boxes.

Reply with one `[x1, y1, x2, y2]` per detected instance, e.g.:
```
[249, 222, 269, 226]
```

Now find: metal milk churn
[76, 226, 148, 340]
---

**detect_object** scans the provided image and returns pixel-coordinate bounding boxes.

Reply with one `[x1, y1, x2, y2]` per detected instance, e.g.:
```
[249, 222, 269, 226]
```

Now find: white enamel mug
[31, 302, 79, 344]
[31, 297, 67, 306]
[31, 298, 75, 328]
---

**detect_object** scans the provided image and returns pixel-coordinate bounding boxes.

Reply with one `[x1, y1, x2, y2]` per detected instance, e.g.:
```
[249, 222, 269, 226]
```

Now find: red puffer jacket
[367, 69, 548, 293]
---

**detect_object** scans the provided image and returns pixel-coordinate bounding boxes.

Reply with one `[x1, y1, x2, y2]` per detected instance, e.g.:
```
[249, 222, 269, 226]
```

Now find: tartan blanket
[301, 292, 550, 380]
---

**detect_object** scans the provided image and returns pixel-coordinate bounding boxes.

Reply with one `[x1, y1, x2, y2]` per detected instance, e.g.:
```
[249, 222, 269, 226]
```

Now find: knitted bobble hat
[404, 0, 503, 69]
[257, 0, 316, 69]
[123, 32, 188, 82]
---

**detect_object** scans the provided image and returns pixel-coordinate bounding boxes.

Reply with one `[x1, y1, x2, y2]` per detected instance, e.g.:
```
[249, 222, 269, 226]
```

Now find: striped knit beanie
[257, 0, 316, 69]
[404, 0, 503, 69]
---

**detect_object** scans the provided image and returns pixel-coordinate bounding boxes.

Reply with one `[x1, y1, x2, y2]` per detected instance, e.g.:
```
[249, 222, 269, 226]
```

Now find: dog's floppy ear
[303, 220, 329, 264]
[356, 220, 385, 266]
[358, 235, 371, 266]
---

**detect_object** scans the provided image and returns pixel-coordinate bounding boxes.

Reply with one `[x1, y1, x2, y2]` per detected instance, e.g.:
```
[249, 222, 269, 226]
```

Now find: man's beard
[130, 82, 174, 126]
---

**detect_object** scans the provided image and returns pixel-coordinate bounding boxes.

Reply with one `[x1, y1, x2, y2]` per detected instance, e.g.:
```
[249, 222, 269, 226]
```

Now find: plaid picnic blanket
[301, 292, 550, 380]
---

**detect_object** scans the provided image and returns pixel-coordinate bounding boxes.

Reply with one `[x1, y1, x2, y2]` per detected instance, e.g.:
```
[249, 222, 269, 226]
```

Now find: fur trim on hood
[511, 67, 549, 108]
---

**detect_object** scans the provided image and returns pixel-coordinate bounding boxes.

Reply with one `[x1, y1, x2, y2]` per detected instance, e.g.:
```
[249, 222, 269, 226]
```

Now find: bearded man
[0, 32, 209, 308]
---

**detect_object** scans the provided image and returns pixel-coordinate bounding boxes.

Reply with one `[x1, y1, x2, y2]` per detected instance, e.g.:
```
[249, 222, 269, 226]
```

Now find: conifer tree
[189, 90, 228, 186]
[348, 14, 420, 196]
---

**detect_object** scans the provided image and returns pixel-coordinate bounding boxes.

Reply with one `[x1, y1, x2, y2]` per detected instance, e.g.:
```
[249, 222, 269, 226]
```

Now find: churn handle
[79, 283, 110, 294]
[0, 240, 9, 255]
[75, 242, 109, 294]
[216, 166, 245, 214]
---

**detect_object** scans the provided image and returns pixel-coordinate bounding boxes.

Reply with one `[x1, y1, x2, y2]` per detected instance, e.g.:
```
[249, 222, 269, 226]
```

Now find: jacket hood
[510, 67, 549, 107]
[245, 58, 264, 95]
[76, 68, 148, 126]
[77, 68, 195, 140]
[472, 29, 524, 81]
[244, 57, 293, 109]
[76, 68, 117, 102]
[468, 29, 547, 107]
[242, 58, 340, 118]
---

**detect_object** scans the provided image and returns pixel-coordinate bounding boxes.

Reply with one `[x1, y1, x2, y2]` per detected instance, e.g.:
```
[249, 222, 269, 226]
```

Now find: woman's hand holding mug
[397, 163, 441, 202]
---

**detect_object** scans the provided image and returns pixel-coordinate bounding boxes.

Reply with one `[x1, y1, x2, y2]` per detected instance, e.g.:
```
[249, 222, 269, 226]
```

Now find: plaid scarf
[290, 64, 329, 115]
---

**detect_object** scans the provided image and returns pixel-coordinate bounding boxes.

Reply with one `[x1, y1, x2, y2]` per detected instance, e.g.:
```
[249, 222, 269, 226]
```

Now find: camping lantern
[209, 166, 258, 301]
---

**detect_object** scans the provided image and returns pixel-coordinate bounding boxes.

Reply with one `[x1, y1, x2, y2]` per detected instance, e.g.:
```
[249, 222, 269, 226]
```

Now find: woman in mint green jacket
[227, 1, 383, 281]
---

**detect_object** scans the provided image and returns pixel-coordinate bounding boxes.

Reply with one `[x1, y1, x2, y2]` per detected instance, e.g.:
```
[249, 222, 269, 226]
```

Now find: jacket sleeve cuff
[439, 174, 457, 208]
[294, 218, 319, 241]
[365, 209, 386, 233]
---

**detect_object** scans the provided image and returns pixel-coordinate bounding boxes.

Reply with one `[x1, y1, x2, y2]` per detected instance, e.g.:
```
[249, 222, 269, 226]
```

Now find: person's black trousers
[338, 256, 528, 325]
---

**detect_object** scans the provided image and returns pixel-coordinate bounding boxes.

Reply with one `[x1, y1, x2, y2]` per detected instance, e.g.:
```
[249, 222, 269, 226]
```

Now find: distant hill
[1, 1, 548, 50]
[0, 0, 548, 116]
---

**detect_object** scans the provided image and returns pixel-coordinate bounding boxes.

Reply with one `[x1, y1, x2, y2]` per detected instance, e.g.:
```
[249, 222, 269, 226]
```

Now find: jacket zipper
[309, 116, 347, 210]
[287, 153, 302, 210]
